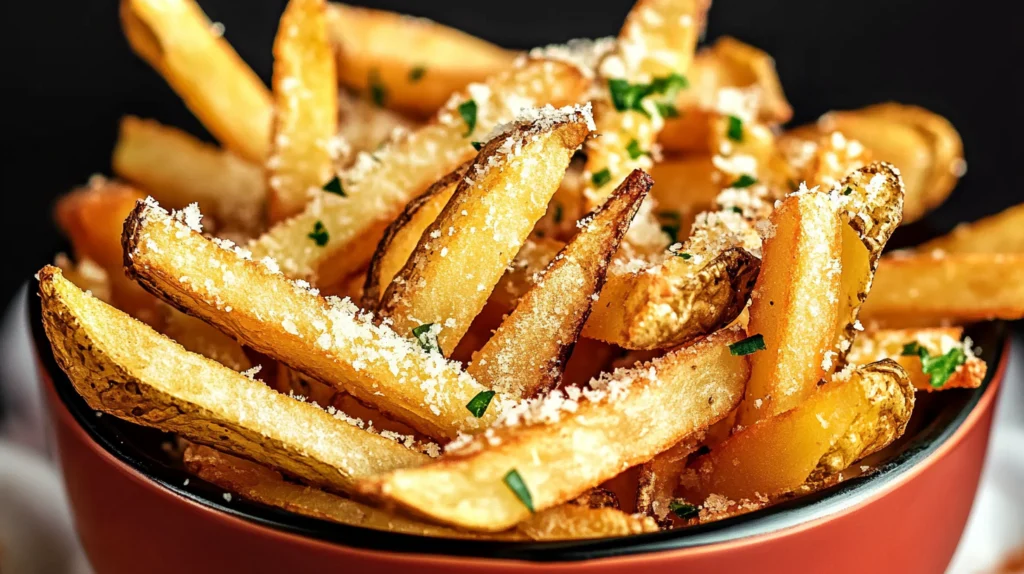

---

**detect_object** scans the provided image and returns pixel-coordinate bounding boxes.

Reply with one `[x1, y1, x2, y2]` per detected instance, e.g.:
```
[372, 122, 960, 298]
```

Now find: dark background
[1, 0, 1020, 307]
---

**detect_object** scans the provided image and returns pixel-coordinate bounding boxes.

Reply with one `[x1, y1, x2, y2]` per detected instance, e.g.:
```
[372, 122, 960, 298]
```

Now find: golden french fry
[860, 253, 1024, 327]
[468, 170, 653, 398]
[120, 0, 272, 162]
[377, 106, 594, 355]
[918, 203, 1024, 255]
[113, 116, 265, 233]
[847, 327, 987, 392]
[123, 200, 497, 440]
[737, 191, 843, 426]
[248, 58, 589, 287]
[325, 3, 517, 118]
[357, 327, 749, 532]
[39, 267, 428, 494]
[636, 432, 705, 527]
[267, 0, 338, 222]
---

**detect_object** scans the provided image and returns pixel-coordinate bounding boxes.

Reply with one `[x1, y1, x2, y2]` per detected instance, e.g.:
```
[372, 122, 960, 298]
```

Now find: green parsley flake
[675, 252, 692, 260]
[669, 500, 700, 519]
[730, 174, 757, 188]
[843, 186, 853, 195]
[656, 101, 680, 118]
[727, 115, 744, 142]
[458, 99, 478, 137]
[626, 138, 647, 160]
[901, 341, 967, 388]
[368, 69, 386, 107]
[608, 73, 688, 117]
[657, 210, 682, 243]
[466, 390, 496, 418]
[412, 323, 440, 354]
[307, 221, 329, 246]
[408, 65, 426, 82]
[503, 469, 534, 512]
[553, 203, 564, 224]
[322, 176, 345, 196]
[471, 141, 483, 151]
[730, 206, 743, 214]
[591, 168, 612, 187]
[729, 333, 766, 356]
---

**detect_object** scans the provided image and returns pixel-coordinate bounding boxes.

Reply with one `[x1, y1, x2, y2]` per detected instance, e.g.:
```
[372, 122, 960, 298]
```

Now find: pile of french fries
[40, 0, 1023, 540]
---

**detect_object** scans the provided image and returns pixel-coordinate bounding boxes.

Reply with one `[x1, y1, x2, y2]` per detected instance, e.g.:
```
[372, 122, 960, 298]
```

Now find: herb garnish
[307, 220, 329, 246]
[669, 500, 700, 519]
[729, 334, 766, 356]
[408, 65, 426, 82]
[675, 252, 692, 260]
[901, 341, 967, 388]
[843, 186, 853, 196]
[322, 176, 345, 196]
[368, 69, 386, 107]
[412, 323, 440, 353]
[608, 73, 688, 117]
[730, 174, 757, 188]
[591, 168, 612, 187]
[466, 390, 496, 418]
[626, 138, 648, 160]
[471, 141, 483, 151]
[503, 469, 534, 512]
[657, 210, 682, 243]
[553, 203, 564, 224]
[458, 99, 478, 136]
[726, 115, 744, 142]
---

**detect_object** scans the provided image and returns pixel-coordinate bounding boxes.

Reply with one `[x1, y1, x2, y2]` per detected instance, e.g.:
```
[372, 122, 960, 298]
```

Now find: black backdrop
[2, 0, 1020, 306]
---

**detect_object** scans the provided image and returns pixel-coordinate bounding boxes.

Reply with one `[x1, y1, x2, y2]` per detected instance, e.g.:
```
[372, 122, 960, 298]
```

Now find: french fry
[357, 327, 750, 532]
[267, 0, 338, 222]
[860, 253, 1024, 327]
[648, 155, 722, 234]
[377, 106, 594, 356]
[468, 170, 653, 398]
[123, 200, 497, 440]
[636, 432, 706, 527]
[362, 165, 466, 306]
[113, 116, 265, 233]
[325, 3, 517, 118]
[39, 267, 428, 494]
[847, 327, 987, 391]
[918, 203, 1024, 255]
[248, 58, 589, 287]
[736, 191, 843, 426]
[120, 0, 273, 162]
[685, 360, 913, 503]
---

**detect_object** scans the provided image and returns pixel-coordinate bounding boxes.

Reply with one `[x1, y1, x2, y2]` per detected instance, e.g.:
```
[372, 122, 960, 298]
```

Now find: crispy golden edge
[39, 267, 426, 493]
[847, 327, 987, 392]
[362, 164, 467, 307]
[357, 327, 749, 532]
[267, 0, 338, 223]
[120, 0, 272, 162]
[122, 200, 496, 440]
[918, 203, 1024, 255]
[325, 3, 518, 118]
[636, 432, 705, 527]
[377, 112, 592, 355]
[468, 170, 653, 398]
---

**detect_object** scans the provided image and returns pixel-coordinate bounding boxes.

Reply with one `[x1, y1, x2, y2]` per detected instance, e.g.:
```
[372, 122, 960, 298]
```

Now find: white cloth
[0, 285, 1021, 573]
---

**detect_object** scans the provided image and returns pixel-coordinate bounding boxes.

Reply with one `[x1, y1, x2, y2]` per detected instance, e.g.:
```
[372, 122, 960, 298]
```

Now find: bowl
[29, 292, 1009, 574]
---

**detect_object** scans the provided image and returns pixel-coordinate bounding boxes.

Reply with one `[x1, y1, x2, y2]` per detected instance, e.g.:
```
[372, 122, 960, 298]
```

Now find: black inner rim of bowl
[30, 295, 1006, 562]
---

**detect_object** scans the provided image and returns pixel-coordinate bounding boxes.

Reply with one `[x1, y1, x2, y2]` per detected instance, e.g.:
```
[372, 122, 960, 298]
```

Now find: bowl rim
[28, 288, 1010, 562]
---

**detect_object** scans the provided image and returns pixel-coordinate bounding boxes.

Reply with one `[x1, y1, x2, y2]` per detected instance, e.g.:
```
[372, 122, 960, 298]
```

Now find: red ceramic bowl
[29, 295, 1009, 574]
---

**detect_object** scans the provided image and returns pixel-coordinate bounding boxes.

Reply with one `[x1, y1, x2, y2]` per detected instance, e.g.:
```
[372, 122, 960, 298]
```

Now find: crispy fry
[120, 0, 272, 162]
[113, 116, 265, 233]
[737, 191, 843, 426]
[860, 253, 1024, 327]
[357, 327, 749, 532]
[377, 106, 594, 355]
[686, 360, 913, 503]
[248, 58, 589, 287]
[39, 267, 427, 493]
[918, 203, 1024, 255]
[468, 170, 652, 398]
[123, 200, 497, 440]
[267, 0, 338, 222]
[847, 327, 987, 392]
[636, 432, 705, 527]
[325, 3, 517, 118]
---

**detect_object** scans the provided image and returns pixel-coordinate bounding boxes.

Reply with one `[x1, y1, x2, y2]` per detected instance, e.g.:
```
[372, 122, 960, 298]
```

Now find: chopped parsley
[458, 99, 478, 137]
[730, 174, 757, 188]
[466, 390, 496, 418]
[368, 69, 386, 107]
[553, 203, 564, 224]
[322, 176, 345, 196]
[675, 252, 692, 260]
[730, 206, 743, 214]
[608, 73, 688, 117]
[412, 323, 440, 354]
[669, 500, 700, 519]
[657, 210, 682, 243]
[726, 115, 744, 142]
[843, 186, 853, 196]
[307, 220, 329, 246]
[626, 138, 648, 160]
[655, 101, 680, 118]
[471, 141, 483, 151]
[591, 168, 612, 187]
[901, 341, 967, 388]
[729, 334, 766, 356]
[503, 469, 534, 512]
[408, 65, 426, 82]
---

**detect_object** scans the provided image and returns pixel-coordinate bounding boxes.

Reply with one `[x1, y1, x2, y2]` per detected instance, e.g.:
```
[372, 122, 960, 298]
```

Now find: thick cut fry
[468, 170, 652, 398]
[123, 200, 496, 440]
[113, 116, 265, 233]
[268, 0, 338, 222]
[636, 432, 705, 527]
[918, 203, 1024, 255]
[120, 0, 272, 162]
[325, 3, 517, 118]
[39, 267, 427, 494]
[860, 253, 1024, 327]
[686, 360, 913, 503]
[378, 106, 594, 355]
[362, 165, 466, 306]
[847, 328, 987, 392]
[248, 58, 589, 286]
[357, 327, 749, 532]
[737, 191, 843, 426]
